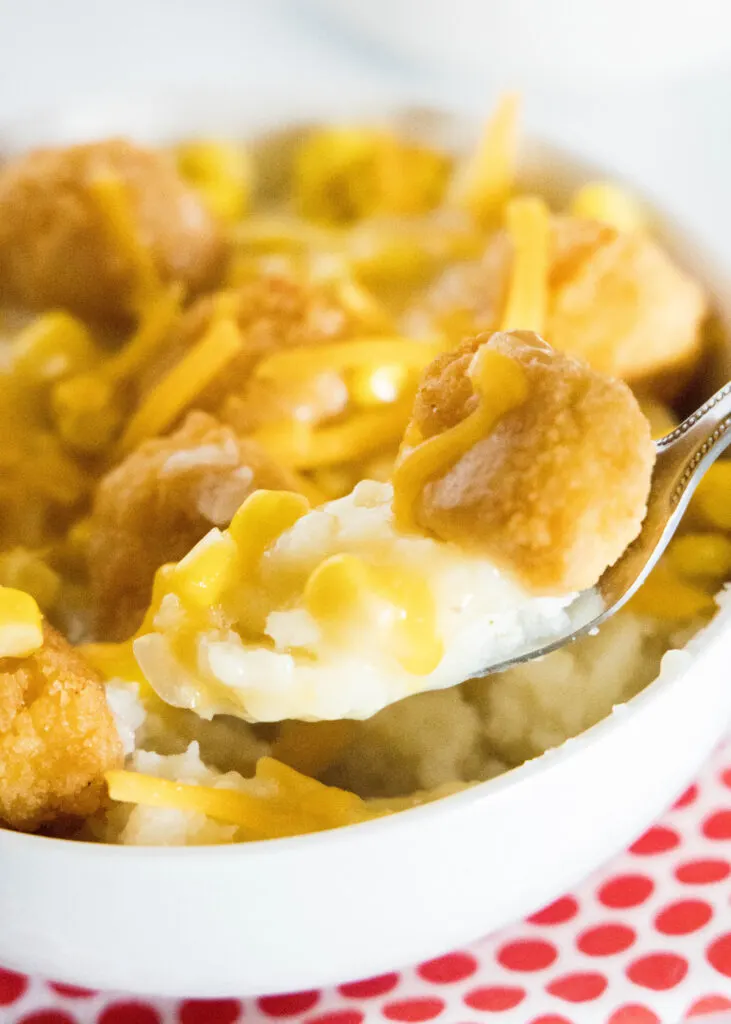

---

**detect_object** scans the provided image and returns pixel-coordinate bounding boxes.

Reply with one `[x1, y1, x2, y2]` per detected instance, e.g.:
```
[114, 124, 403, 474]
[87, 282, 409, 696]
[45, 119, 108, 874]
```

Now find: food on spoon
[130, 331, 653, 723]
[0, 139, 228, 321]
[0, 614, 122, 831]
[400, 329, 655, 593]
[87, 411, 310, 642]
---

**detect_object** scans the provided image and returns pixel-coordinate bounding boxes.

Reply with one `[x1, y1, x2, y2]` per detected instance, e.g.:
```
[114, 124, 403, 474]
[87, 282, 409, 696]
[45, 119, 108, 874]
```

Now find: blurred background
[1, 0, 730, 248]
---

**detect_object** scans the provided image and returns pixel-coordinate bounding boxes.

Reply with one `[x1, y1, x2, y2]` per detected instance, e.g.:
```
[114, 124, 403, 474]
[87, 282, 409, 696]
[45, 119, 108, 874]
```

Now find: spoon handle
[655, 380, 731, 515]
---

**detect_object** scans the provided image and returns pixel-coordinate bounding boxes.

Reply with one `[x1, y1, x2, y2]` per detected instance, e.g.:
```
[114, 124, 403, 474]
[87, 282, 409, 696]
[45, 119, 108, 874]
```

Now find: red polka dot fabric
[7, 743, 731, 1023]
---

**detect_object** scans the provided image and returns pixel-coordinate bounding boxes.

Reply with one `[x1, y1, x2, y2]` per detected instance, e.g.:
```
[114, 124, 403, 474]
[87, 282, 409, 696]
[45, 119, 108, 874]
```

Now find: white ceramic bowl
[0, 93, 730, 999]
[308, 0, 731, 86]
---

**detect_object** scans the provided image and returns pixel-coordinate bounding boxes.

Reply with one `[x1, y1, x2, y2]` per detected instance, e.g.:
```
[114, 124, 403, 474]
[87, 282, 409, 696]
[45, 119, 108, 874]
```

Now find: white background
[0, 0, 729, 256]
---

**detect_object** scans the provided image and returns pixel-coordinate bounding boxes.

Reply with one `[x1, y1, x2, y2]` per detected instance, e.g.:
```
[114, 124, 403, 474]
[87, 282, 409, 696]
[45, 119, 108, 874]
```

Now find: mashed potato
[134, 481, 580, 722]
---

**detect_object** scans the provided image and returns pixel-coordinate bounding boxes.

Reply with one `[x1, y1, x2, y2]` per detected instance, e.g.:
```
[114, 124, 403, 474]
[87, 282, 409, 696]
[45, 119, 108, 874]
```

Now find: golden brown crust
[409, 330, 656, 594]
[140, 270, 363, 414]
[0, 139, 228, 321]
[0, 625, 122, 832]
[87, 410, 307, 640]
[411, 216, 706, 398]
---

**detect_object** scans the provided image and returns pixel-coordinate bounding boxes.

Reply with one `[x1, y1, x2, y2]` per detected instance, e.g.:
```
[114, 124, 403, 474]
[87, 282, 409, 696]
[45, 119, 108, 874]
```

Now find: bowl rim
[1, 89, 729, 860]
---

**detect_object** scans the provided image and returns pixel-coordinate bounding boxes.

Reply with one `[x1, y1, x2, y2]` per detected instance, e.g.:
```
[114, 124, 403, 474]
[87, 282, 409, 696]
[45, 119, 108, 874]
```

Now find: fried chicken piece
[410, 216, 706, 398]
[141, 269, 367, 416]
[0, 624, 122, 831]
[88, 410, 308, 641]
[405, 329, 655, 594]
[0, 139, 228, 321]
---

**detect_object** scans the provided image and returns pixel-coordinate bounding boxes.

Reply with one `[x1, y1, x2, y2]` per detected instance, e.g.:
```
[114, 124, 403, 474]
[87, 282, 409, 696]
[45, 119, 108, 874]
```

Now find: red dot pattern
[527, 896, 579, 926]
[179, 998, 242, 1024]
[497, 940, 558, 972]
[702, 809, 731, 839]
[577, 923, 636, 956]
[545, 971, 608, 1003]
[626, 953, 689, 991]
[416, 953, 477, 984]
[655, 899, 713, 935]
[597, 874, 654, 908]
[630, 825, 680, 855]
[7, 742, 731, 1024]
[98, 1004, 162, 1024]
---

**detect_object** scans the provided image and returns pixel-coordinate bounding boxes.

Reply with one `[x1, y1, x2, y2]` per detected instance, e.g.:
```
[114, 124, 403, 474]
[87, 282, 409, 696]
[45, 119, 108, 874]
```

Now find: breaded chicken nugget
[141, 269, 369, 415]
[411, 216, 706, 397]
[0, 625, 122, 831]
[402, 330, 655, 595]
[88, 410, 309, 640]
[0, 139, 228, 321]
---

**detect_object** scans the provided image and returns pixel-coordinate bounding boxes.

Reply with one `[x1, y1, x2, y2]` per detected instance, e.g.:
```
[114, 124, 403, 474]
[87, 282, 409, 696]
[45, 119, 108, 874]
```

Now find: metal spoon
[472, 380, 731, 679]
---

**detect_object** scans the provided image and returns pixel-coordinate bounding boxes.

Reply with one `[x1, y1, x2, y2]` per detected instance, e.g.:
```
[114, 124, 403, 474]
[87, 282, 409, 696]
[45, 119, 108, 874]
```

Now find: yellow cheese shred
[89, 175, 161, 312]
[500, 195, 551, 334]
[255, 337, 444, 382]
[253, 401, 412, 470]
[392, 347, 528, 530]
[450, 92, 521, 222]
[106, 756, 372, 839]
[103, 283, 184, 383]
[0, 585, 43, 658]
[117, 317, 243, 456]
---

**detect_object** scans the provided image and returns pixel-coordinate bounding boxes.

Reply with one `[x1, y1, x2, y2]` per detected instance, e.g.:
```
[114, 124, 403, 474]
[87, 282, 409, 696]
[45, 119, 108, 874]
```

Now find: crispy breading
[140, 269, 365, 414]
[0, 139, 228, 321]
[87, 410, 308, 640]
[408, 330, 655, 594]
[0, 624, 122, 831]
[411, 216, 706, 397]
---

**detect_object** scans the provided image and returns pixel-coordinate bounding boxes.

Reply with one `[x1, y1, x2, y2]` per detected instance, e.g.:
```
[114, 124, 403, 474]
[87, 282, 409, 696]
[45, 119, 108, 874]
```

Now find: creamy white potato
[134, 481, 580, 722]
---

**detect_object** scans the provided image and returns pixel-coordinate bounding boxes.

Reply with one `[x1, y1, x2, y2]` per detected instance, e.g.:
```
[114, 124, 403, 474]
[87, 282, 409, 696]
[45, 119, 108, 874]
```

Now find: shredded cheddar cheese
[253, 401, 412, 470]
[392, 347, 528, 530]
[89, 174, 161, 312]
[501, 195, 551, 333]
[118, 317, 243, 455]
[450, 92, 521, 222]
[106, 756, 373, 839]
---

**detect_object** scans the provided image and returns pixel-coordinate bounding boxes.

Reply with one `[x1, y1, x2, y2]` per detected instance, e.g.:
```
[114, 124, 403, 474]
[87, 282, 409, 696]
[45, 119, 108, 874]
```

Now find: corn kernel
[229, 490, 310, 571]
[571, 181, 646, 233]
[668, 533, 731, 581]
[0, 548, 60, 610]
[51, 373, 123, 453]
[0, 585, 43, 658]
[172, 529, 239, 610]
[689, 462, 731, 530]
[304, 554, 443, 676]
[177, 140, 252, 224]
[11, 312, 98, 387]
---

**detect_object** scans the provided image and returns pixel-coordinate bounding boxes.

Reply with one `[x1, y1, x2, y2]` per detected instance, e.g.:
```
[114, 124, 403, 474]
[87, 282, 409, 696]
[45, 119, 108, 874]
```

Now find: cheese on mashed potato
[133, 481, 580, 722]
